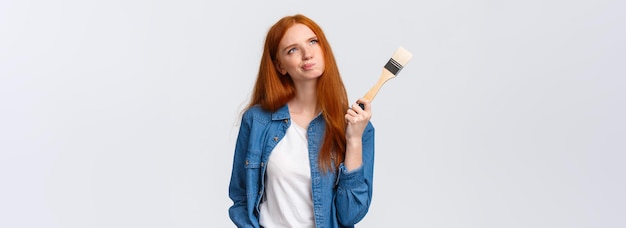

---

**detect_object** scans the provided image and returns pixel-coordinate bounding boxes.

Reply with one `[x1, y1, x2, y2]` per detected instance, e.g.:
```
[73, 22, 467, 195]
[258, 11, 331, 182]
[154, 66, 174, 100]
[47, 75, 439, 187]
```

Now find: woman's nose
[302, 46, 313, 60]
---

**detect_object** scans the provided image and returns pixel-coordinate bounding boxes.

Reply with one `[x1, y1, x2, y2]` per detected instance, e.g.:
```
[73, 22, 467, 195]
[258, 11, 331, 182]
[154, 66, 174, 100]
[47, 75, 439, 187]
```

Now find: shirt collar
[271, 104, 290, 121]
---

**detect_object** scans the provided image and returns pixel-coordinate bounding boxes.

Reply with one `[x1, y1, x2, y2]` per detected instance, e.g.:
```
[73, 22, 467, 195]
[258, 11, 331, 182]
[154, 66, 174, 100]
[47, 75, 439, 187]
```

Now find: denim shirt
[228, 104, 375, 228]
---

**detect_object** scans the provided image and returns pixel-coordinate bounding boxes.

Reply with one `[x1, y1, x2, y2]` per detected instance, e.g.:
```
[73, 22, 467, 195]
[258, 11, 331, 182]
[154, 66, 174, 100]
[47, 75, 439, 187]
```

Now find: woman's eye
[310, 39, 318, 45]
[287, 48, 297, 54]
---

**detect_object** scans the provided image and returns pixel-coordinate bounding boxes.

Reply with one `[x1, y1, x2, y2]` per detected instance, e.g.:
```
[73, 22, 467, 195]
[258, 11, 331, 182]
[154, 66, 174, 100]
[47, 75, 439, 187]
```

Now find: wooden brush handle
[358, 69, 396, 110]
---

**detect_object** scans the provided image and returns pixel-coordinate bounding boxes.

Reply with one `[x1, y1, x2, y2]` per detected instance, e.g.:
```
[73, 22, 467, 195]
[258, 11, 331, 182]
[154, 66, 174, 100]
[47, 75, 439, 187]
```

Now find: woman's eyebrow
[282, 36, 318, 52]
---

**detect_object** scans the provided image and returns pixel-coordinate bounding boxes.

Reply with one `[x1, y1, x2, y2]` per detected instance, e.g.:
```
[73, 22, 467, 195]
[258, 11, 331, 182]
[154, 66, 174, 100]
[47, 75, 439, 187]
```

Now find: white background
[1, 0, 625, 227]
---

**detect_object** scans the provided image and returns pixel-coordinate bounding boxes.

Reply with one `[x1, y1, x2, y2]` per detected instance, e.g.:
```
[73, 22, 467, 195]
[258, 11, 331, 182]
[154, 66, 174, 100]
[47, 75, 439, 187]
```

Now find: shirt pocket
[245, 150, 263, 197]
[245, 148, 264, 168]
[245, 159, 262, 169]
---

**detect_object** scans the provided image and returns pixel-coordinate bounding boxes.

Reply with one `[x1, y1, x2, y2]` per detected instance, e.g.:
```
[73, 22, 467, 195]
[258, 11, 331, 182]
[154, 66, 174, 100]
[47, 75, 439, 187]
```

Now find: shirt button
[284, 119, 288, 123]
[245, 160, 249, 165]
[261, 162, 264, 167]
[274, 136, 278, 141]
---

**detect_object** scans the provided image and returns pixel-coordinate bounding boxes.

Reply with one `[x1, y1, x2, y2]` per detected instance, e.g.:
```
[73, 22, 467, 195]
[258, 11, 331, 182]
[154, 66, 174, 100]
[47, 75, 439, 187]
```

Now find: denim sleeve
[228, 112, 256, 227]
[335, 122, 375, 226]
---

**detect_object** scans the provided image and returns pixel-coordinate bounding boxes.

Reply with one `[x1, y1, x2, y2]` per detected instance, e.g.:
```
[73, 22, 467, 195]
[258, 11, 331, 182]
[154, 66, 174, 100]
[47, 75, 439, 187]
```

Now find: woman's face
[275, 23, 325, 81]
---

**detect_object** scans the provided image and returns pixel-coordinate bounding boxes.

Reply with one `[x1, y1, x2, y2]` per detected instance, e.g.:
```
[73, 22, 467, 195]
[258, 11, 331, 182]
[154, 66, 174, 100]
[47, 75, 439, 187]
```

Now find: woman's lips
[302, 63, 315, 70]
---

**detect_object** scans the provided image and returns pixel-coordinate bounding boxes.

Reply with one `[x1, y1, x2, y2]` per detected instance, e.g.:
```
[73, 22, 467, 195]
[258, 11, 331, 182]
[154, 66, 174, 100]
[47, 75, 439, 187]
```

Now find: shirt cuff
[337, 163, 365, 188]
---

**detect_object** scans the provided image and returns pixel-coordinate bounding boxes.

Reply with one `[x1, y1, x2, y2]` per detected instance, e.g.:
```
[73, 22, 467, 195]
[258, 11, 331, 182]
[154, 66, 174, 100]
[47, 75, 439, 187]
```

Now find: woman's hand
[345, 98, 372, 140]
[344, 98, 371, 171]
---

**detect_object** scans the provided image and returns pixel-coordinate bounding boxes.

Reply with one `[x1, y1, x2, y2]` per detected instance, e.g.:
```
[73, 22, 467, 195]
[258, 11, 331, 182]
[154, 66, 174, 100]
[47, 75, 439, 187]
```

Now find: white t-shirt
[259, 123, 315, 228]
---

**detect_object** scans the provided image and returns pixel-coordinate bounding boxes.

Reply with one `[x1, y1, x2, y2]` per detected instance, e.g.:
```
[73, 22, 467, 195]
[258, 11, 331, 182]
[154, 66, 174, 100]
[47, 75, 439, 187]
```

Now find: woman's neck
[288, 81, 320, 128]
[289, 90, 318, 114]
[290, 80, 319, 114]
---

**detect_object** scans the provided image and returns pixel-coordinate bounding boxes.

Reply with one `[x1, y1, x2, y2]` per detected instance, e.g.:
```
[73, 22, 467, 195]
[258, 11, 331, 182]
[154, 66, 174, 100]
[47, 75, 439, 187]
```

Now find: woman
[228, 14, 375, 228]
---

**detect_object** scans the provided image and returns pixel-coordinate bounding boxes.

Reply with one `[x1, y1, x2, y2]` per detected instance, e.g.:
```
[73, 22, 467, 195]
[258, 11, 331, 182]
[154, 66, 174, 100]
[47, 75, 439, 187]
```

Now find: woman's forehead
[279, 24, 316, 46]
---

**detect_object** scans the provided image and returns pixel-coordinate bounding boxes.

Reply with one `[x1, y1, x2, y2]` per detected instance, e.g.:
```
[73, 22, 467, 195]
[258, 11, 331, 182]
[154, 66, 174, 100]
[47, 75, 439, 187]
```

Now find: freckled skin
[275, 23, 326, 83]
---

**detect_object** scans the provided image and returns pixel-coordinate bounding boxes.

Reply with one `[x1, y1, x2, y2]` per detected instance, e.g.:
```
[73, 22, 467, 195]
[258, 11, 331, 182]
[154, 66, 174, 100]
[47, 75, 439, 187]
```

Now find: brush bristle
[391, 46, 413, 66]
[384, 46, 413, 75]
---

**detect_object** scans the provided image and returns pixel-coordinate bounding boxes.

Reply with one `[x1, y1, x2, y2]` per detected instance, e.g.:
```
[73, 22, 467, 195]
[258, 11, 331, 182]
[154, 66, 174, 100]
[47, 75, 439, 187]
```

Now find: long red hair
[247, 14, 348, 172]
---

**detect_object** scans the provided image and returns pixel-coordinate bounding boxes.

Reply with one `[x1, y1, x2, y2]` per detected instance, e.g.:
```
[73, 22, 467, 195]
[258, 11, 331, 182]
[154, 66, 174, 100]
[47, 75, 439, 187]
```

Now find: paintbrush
[359, 46, 413, 110]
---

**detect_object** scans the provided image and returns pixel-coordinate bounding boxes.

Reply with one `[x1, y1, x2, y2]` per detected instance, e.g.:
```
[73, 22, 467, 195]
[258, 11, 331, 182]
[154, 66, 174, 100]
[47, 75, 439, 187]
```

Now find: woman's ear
[275, 61, 287, 75]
